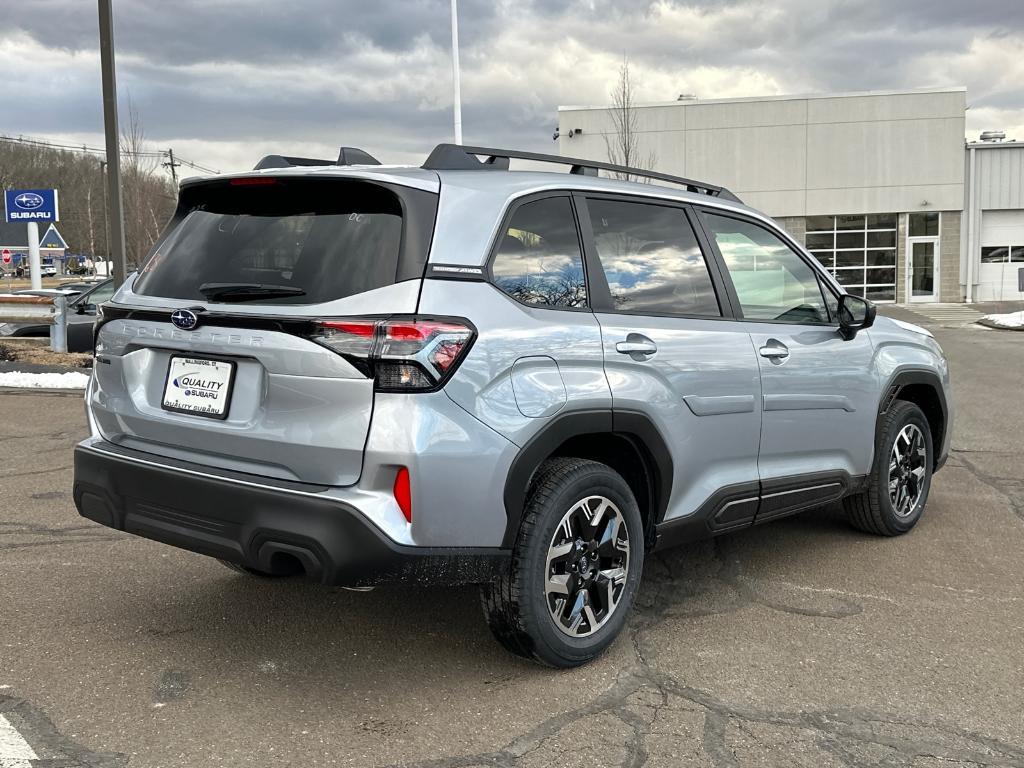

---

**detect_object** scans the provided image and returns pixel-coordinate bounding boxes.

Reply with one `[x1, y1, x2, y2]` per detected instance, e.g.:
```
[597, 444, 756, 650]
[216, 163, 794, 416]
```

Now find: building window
[805, 214, 897, 302]
[909, 212, 939, 237]
[982, 245, 1024, 263]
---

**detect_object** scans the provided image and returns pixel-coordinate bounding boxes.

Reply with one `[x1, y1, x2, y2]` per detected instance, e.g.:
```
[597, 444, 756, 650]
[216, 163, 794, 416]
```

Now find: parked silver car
[73, 145, 951, 667]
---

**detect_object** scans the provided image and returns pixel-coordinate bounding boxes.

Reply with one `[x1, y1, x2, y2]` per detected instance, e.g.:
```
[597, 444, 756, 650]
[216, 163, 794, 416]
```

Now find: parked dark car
[66, 279, 115, 352]
[0, 280, 113, 351]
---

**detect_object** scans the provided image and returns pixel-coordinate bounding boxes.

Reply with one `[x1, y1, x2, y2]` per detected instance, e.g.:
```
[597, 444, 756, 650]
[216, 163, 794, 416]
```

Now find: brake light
[310, 317, 475, 392]
[229, 177, 279, 186]
[393, 467, 412, 523]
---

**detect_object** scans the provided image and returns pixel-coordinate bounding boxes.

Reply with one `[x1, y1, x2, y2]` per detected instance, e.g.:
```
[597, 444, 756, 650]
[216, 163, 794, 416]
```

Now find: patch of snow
[979, 311, 1024, 329]
[0, 371, 90, 389]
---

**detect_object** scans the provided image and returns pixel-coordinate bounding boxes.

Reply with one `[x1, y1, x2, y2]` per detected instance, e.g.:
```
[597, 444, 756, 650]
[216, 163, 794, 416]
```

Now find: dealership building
[558, 87, 1024, 304]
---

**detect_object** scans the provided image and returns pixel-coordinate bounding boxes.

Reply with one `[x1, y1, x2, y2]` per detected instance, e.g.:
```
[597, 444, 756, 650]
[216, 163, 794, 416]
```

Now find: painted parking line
[0, 714, 36, 768]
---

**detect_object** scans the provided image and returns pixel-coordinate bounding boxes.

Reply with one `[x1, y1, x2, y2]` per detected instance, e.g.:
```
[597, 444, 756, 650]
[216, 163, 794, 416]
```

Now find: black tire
[844, 400, 933, 536]
[480, 458, 644, 668]
[217, 559, 290, 578]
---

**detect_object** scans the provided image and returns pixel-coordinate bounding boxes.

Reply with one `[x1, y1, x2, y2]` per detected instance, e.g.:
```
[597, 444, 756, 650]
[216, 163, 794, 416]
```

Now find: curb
[0, 361, 91, 374]
[976, 319, 1024, 332]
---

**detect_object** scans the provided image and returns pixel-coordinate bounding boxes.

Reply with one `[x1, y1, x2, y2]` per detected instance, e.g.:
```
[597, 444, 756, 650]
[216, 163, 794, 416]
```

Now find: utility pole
[98, 0, 127, 285]
[450, 0, 463, 144]
[164, 148, 180, 185]
[99, 160, 111, 276]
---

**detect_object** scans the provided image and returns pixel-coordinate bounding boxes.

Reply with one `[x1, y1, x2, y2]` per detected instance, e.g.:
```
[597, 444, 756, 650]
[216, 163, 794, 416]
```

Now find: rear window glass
[134, 179, 407, 305]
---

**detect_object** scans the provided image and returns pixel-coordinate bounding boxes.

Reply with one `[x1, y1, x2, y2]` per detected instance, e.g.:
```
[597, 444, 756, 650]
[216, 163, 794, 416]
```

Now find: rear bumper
[73, 441, 509, 587]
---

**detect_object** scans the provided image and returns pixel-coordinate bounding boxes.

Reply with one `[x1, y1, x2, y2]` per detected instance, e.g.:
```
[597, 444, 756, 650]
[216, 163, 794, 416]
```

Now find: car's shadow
[103, 503, 861, 690]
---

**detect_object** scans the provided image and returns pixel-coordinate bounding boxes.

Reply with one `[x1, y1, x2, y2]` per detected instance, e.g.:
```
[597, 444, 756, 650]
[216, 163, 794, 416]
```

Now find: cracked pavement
[1, 314, 1022, 767]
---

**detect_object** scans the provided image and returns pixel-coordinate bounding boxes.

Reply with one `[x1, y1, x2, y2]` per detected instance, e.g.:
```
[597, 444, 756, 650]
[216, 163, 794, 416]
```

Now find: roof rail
[253, 146, 381, 171]
[422, 143, 741, 203]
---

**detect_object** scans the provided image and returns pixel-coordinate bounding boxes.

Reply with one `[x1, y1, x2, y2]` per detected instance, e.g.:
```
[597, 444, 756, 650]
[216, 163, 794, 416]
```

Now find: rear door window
[586, 198, 721, 317]
[134, 178, 428, 305]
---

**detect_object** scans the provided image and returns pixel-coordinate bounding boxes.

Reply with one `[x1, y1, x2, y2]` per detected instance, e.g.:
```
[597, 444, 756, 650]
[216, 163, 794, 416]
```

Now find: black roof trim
[337, 147, 381, 166]
[421, 143, 741, 203]
[253, 147, 381, 171]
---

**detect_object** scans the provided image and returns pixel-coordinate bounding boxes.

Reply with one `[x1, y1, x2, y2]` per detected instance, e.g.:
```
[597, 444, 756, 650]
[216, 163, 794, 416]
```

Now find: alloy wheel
[888, 423, 928, 518]
[544, 495, 630, 638]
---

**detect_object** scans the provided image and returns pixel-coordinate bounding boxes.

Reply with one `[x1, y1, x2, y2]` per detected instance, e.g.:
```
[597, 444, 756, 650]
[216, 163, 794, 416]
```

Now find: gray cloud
[1, 0, 1022, 172]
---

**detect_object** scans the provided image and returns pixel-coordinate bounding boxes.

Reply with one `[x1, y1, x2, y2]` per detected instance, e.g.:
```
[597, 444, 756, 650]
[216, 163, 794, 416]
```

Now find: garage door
[978, 210, 1024, 301]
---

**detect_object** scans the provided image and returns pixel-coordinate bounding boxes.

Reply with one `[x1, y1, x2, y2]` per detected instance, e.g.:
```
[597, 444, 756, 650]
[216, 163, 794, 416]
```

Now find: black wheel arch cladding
[501, 409, 673, 548]
[877, 368, 947, 470]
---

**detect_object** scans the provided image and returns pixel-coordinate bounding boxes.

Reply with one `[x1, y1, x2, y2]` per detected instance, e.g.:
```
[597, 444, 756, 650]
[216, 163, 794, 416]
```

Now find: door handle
[616, 336, 658, 357]
[758, 340, 790, 360]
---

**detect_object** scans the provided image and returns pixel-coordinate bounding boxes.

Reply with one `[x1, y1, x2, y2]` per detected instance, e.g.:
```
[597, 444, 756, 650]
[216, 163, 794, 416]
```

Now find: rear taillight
[311, 317, 475, 392]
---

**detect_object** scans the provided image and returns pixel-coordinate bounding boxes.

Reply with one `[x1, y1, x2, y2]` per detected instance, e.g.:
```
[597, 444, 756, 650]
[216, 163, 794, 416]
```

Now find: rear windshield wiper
[198, 282, 306, 302]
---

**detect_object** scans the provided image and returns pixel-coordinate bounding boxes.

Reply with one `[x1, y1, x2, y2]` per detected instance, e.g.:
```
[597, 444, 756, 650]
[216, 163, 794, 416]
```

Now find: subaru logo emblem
[170, 309, 199, 331]
[14, 192, 44, 210]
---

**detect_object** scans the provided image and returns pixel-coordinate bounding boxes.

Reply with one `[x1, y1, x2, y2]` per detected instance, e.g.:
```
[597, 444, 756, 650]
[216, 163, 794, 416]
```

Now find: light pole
[450, 0, 463, 144]
[98, 0, 127, 285]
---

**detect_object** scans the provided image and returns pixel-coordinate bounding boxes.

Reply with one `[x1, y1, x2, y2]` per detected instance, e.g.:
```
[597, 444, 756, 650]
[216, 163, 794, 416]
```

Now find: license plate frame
[161, 355, 237, 420]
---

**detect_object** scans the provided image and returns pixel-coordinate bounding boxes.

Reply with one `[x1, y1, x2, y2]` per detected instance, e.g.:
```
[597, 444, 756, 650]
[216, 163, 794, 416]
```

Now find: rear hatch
[89, 174, 438, 486]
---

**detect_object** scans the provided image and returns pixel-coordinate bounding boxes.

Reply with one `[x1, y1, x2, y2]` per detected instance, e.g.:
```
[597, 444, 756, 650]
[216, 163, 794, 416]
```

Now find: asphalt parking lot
[2, 311, 1022, 767]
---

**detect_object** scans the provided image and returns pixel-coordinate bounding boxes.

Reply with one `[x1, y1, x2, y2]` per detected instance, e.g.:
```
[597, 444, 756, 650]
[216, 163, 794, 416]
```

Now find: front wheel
[480, 458, 644, 668]
[844, 400, 933, 536]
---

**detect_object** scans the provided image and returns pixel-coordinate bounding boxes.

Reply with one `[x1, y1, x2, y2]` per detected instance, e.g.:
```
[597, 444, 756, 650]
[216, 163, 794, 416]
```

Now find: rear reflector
[310, 316, 475, 392]
[394, 467, 412, 523]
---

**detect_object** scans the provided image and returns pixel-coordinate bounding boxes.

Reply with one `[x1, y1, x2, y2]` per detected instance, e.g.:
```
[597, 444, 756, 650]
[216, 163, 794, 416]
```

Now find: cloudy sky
[2, 0, 1023, 175]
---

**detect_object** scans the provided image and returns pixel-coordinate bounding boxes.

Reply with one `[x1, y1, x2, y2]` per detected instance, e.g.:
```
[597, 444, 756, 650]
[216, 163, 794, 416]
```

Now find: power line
[0, 133, 220, 174]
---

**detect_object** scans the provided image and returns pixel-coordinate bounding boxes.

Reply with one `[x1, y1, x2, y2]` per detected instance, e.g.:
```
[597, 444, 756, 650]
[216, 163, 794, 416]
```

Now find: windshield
[133, 178, 411, 305]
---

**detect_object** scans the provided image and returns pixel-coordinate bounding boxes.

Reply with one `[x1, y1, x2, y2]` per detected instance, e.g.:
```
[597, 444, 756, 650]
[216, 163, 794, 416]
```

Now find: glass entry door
[908, 241, 938, 302]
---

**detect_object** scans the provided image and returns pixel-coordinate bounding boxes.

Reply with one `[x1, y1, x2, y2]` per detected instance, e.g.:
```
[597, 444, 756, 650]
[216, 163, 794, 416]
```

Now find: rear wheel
[481, 458, 644, 668]
[844, 401, 933, 536]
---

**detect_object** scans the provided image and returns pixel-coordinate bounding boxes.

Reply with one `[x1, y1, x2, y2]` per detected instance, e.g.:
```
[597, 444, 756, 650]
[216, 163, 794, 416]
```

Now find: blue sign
[4, 189, 59, 223]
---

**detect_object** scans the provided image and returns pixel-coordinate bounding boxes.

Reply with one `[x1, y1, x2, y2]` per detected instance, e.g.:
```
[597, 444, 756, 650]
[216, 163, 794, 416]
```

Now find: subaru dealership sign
[4, 189, 59, 222]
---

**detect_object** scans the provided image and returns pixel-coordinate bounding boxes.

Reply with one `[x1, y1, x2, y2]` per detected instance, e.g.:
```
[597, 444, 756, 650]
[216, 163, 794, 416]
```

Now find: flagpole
[450, 0, 463, 144]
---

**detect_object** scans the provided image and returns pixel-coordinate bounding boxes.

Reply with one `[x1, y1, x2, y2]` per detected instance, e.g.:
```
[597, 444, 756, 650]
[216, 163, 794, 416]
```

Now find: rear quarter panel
[416, 279, 612, 448]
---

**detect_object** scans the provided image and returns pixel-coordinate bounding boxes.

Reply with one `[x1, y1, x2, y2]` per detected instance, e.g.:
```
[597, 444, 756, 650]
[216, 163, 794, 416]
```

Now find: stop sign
[1, 249, 11, 265]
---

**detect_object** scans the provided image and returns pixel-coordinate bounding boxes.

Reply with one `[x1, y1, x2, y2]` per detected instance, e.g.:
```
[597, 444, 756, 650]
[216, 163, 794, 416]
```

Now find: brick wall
[938, 211, 963, 302]
[774, 216, 806, 244]
[896, 214, 908, 303]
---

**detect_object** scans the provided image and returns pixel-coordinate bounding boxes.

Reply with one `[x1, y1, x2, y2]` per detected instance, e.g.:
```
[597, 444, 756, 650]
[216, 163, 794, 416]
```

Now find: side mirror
[838, 294, 876, 340]
[75, 303, 96, 316]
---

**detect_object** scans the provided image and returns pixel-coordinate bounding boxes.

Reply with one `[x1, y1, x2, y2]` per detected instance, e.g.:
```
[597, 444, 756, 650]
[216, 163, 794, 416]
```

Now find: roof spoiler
[253, 146, 381, 171]
[421, 143, 741, 203]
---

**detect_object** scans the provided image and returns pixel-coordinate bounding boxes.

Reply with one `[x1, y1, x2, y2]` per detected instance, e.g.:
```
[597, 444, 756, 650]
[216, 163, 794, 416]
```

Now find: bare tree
[0, 138, 109, 261]
[603, 58, 656, 182]
[114, 97, 177, 269]
[0, 105, 174, 269]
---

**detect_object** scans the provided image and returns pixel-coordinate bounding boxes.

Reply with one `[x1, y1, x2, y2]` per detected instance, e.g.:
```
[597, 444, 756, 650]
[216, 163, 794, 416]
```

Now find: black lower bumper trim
[73, 444, 509, 587]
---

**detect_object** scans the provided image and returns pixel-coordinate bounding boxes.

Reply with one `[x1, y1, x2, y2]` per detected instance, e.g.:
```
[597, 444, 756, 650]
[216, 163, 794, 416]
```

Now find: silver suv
[74, 144, 952, 667]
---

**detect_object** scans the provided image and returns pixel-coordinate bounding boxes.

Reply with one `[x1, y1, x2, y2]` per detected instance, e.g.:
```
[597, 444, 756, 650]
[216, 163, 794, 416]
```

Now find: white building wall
[963, 142, 1024, 302]
[558, 88, 966, 219]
